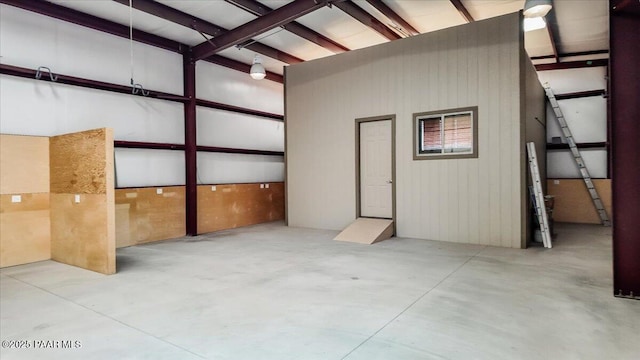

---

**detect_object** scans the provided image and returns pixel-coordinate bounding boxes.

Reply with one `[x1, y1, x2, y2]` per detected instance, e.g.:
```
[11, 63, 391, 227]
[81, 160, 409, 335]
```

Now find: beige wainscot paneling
[286, 13, 530, 247]
[547, 179, 612, 224]
[0, 134, 50, 194]
[197, 183, 285, 234]
[0, 193, 50, 268]
[115, 186, 186, 247]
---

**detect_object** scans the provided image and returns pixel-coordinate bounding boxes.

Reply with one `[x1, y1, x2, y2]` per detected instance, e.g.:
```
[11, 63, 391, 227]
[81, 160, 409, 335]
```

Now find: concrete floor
[1, 222, 639, 360]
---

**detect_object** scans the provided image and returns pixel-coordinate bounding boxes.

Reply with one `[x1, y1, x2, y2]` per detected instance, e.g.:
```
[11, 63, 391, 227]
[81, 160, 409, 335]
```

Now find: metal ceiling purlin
[364, 0, 420, 35]
[534, 59, 608, 71]
[530, 50, 609, 61]
[0, 0, 184, 53]
[1, 0, 284, 83]
[192, 0, 333, 61]
[449, 0, 475, 23]
[111, 0, 302, 64]
[334, 0, 402, 41]
[225, 0, 350, 53]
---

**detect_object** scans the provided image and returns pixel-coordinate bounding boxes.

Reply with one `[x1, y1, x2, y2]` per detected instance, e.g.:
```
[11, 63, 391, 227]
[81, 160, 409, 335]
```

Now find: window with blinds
[414, 107, 477, 160]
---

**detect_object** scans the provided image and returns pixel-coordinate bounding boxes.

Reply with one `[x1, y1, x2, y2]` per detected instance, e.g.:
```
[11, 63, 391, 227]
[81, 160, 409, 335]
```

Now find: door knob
[387, 180, 393, 184]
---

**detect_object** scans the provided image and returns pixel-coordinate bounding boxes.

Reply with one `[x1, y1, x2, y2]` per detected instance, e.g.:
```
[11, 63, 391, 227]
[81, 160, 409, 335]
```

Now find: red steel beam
[183, 53, 198, 235]
[546, 142, 607, 150]
[0, 63, 189, 103]
[449, 0, 475, 23]
[610, 0, 640, 299]
[113, 141, 284, 156]
[530, 50, 609, 61]
[193, 0, 331, 61]
[334, 0, 402, 41]
[225, 0, 349, 53]
[111, 0, 302, 64]
[534, 59, 608, 71]
[1, 63, 281, 116]
[555, 89, 606, 100]
[196, 98, 283, 121]
[365, 0, 420, 35]
[1, 0, 184, 53]
[203, 55, 283, 83]
[1, 0, 284, 82]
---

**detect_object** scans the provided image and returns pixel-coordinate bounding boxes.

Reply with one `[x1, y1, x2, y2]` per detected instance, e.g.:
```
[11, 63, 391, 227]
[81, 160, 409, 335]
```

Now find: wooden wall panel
[547, 179, 612, 224]
[0, 194, 50, 268]
[50, 128, 115, 274]
[114, 187, 185, 247]
[0, 134, 50, 194]
[286, 13, 525, 247]
[197, 183, 285, 234]
[50, 128, 109, 194]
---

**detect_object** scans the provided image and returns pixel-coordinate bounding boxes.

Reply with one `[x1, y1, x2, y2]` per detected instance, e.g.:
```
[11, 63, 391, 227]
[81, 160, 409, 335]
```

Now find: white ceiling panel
[295, 6, 388, 51]
[378, 0, 467, 33]
[157, 0, 255, 31]
[463, 0, 523, 20]
[48, 0, 204, 45]
[251, 28, 335, 61]
[554, 0, 609, 53]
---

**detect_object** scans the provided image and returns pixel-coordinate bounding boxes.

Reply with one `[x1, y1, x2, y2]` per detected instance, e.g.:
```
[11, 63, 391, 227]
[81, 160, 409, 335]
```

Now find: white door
[360, 120, 392, 218]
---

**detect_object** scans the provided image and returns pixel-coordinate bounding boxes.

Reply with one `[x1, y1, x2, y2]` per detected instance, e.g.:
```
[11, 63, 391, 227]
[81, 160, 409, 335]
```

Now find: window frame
[413, 106, 479, 160]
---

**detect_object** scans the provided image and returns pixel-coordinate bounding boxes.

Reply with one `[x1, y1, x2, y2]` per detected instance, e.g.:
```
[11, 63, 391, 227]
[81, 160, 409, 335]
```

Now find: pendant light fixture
[523, 0, 552, 32]
[250, 55, 266, 80]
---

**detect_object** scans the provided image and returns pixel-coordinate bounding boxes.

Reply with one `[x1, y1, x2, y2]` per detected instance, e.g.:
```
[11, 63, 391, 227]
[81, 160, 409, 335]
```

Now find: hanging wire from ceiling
[128, 0, 149, 96]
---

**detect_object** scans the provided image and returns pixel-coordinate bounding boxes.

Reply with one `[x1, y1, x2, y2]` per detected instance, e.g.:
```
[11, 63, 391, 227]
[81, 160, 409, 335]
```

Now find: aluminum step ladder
[527, 142, 552, 248]
[544, 84, 611, 227]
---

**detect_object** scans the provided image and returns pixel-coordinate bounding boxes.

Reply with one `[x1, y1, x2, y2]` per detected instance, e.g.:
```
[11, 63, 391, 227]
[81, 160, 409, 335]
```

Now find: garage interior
[1, 1, 639, 359]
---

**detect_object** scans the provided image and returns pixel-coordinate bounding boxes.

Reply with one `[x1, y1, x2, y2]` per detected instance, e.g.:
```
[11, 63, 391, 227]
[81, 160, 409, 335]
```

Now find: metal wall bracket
[35, 66, 58, 82]
[130, 78, 149, 96]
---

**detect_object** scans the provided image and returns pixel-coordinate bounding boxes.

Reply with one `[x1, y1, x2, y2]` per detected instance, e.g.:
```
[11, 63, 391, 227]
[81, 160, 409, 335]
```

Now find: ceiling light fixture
[524, 16, 547, 32]
[250, 55, 266, 80]
[523, 0, 552, 18]
[523, 0, 552, 32]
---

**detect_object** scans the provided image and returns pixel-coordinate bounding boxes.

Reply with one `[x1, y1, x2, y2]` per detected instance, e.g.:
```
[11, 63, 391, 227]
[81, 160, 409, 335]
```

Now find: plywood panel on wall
[0, 134, 49, 194]
[197, 183, 285, 234]
[286, 13, 525, 247]
[50, 128, 115, 274]
[115, 186, 185, 247]
[0, 193, 50, 268]
[547, 179, 612, 224]
[50, 129, 109, 194]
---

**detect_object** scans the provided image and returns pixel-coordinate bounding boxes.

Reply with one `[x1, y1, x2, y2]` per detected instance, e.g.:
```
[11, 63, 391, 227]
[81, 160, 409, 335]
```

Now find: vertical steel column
[183, 51, 198, 235]
[610, 0, 640, 299]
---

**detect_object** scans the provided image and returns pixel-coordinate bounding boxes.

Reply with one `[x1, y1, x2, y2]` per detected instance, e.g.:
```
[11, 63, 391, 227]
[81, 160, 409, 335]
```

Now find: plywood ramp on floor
[334, 218, 394, 245]
[547, 179, 612, 224]
[50, 128, 115, 275]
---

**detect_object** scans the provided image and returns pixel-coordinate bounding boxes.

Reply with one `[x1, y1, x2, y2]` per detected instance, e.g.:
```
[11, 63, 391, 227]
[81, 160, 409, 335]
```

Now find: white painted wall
[537, 67, 608, 179]
[287, 13, 530, 248]
[0, 5, 284, 187]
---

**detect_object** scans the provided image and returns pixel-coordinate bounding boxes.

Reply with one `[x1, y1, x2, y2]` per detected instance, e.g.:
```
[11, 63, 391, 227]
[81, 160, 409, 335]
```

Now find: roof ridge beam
[111, 0, 302, 64]
[225, 0, 349, 53]
[192, 0, 332, 61]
